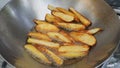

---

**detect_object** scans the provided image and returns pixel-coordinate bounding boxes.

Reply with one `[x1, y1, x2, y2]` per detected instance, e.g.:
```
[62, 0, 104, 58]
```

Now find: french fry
[70, 32, 96, 46]
[86, 28, 102, 34]
[37, 46, 63, 66]
[47, 32, 71, 43]
[57, 23, 85, 31]
[35, 22, 59, 33]
[28, 32, 51, 41]
[52, 11, 74, 22]
[24, 44, 51, 64]
[58, 45, 89, 52]
[69, 8, 91, 26]
[59, 51, 88, 59]
[27, 38, 60, 48]
[48, 5, 58, 11]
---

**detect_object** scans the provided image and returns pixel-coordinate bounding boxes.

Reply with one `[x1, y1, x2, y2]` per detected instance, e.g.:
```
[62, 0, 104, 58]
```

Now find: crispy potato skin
[70, 32, 96, 46]
[35, 22, 59, 33]
[57, 23, 85, 31]
[28, 32, 51, 41]
[47, 32, 71, 43]
[58, 45, 89, 52]
[86, 28, 102, 34]
[36, 46, 63, 66]
[59, 51, 88, 59]
[69, 8, 91, 26]
[56, 7, 74, 16]
[52, 11, 74, 22]
[27, 38, 60, 48]
[24, 44, 51, 64]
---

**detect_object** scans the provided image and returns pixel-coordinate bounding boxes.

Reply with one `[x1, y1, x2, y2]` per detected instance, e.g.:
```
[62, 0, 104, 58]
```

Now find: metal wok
[0, 0, 120, 68]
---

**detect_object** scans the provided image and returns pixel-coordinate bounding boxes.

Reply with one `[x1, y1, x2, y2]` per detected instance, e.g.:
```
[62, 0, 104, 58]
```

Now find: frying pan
[0, 0, 120, 68]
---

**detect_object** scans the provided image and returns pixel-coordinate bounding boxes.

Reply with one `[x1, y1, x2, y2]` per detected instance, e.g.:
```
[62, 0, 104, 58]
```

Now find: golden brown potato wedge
[28, 32, 51, 41]
[58, 45, 89, 52]
[59, 51, 88, 59]
[56, 7, 74, 16]
[70, 32, 96, 46]
[47, 32, 71, 43]
[45, 14, 56, 23]
[56, 7, 79, 22]
[86, 28, 102, 34]
[45, 14, 61, 24]
[52, 11, 74, 22]
[33, 19, 47, 24]
[24, 44, 51, 64]
[57, 23, 85, 31]
[36, 46, 63, 66]
[27, 38, 60, 48]
[69, 8, 91, 26]
[48, 5, 58, 11]
[59, 31, 75, 42]
[35, 22, 59, 33]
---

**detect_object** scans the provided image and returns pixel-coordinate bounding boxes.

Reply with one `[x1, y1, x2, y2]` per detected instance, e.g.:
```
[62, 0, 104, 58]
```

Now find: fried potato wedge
[28, 32, 51, 41]
[33, 19, 47, 24]
[37, 46, 63, 66]
[86, 28, 102, 34]
[52, 11, 74, 22]
[56, 7, 74, 16]
[69, 8, 91, 26]
[59, 51, 88, 59]
[24, 44, 51, 64]
[45, 14, 56, 23]
[70, 32, 96, 46]
[47, 32, 71, 43]
[56, 7, 79, 22]
[57, 23, 85, 31]
[48, 5, 58, 11]
[35, 22, 59, 33]
[59, 31, 75, 42]
[27, 38, 60, 48]
[45, 14, 61, 24]
[58, 45, 89, 52]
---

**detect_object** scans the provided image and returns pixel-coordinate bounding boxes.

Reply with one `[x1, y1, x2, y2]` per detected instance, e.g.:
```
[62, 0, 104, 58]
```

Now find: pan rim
[0, 0, 120, 68]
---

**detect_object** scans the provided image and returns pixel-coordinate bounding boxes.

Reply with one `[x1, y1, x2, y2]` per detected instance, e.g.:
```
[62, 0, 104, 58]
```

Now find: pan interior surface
[0, 0, 120, 68]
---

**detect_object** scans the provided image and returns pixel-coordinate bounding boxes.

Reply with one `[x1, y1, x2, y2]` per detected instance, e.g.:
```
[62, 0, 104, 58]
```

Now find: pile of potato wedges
[24, 5, 102, 66]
